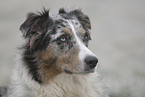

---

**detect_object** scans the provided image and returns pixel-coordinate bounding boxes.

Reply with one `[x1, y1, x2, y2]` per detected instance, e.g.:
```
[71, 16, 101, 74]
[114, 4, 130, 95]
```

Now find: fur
[0, 8, 108, 97]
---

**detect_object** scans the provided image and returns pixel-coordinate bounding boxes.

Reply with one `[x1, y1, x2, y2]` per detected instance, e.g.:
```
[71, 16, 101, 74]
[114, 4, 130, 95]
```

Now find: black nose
[85, 56, 98, 69]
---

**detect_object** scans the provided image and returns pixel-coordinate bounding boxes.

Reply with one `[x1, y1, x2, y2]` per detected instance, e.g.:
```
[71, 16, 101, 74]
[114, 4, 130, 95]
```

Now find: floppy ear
[20, 10, 53, 50]
[20, 9, 52, 38]
[20, 13, 39, 37]
[69, 9, 91, 30]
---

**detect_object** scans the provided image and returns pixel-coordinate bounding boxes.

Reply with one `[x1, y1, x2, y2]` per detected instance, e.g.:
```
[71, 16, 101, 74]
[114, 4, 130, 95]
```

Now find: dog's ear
[59, 8, 67, 14]
[69, 9, 91, 30]
[20, 10, 53, 38]
[20, 13, 39, 37]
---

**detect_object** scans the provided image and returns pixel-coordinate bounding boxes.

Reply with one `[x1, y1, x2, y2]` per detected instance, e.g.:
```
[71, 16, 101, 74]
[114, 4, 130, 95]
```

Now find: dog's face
[20, 8, 98, 83]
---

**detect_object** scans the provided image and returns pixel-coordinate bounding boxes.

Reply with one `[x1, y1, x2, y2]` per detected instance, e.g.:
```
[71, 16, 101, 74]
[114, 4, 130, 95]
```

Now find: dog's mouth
[64, 69, 73, 74]
[64, 69, 95, 74]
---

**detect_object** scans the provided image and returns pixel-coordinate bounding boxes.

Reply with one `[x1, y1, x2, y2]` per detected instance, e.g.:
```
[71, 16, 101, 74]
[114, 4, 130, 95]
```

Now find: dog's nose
[85, 56, 98, 69]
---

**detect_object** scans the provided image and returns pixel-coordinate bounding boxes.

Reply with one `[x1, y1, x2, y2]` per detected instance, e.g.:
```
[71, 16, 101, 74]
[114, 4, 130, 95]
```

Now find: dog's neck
[7, 61, 107, 97]
[33, 73, 95, 97]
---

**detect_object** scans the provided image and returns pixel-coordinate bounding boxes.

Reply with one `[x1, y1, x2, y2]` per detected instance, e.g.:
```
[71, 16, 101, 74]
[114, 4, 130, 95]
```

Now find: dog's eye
[84, 34, 91, 42]
[60, 37, 66, 42]
[57, 35, 67, 42]
[84, 35, 89, 40]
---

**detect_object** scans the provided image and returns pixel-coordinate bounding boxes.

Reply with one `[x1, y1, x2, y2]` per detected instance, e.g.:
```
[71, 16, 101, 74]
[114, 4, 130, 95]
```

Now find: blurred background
[0, 0, 145, 97]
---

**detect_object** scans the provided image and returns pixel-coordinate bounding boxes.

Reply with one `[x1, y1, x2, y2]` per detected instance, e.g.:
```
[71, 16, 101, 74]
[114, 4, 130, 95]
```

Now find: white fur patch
[67, 20, 97, 64]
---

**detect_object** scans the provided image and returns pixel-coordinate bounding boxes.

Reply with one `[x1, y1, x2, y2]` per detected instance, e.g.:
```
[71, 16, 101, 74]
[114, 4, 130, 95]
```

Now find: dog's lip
[64, 69, 95, 75]
[64, 69, 73, 74]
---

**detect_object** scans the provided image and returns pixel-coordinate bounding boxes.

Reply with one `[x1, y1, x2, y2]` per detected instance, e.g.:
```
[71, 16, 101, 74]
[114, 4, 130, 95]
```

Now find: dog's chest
[34, 85, 93, 97]
[33, 74, 98, 97]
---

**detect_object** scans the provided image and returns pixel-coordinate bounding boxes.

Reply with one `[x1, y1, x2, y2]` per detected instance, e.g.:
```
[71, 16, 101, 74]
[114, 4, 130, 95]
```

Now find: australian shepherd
[0, 8, 108, 97]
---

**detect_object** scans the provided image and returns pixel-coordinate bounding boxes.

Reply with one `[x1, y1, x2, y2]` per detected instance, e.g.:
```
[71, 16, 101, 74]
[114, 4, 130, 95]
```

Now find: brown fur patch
[38, 44, 81, 83]
[78, 28, 86, 37]
[62, 28, 72, 36]
[39, 47, 61, 83]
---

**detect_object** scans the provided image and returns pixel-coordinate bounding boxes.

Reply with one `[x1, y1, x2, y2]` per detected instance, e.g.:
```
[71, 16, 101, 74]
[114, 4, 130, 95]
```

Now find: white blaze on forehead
[67, 20, 96, 62]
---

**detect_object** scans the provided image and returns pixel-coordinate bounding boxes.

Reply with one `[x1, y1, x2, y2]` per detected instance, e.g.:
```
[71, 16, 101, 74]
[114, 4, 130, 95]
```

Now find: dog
[0, 8, 108, 97]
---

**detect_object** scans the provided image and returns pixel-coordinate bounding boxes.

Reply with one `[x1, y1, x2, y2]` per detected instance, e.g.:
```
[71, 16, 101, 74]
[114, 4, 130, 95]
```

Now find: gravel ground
[0, 0, 145, 97]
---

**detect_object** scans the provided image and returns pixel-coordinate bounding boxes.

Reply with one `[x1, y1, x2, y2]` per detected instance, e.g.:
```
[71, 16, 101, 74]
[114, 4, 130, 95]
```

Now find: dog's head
[20, 8, 98, 83]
